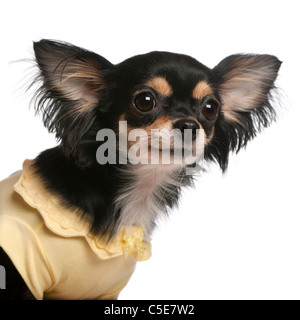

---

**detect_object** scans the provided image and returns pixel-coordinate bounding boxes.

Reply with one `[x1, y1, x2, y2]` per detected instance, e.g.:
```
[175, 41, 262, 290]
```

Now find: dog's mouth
[104, 124, 206, 166]
[146, 145, 202, 165]
[147, 145, 197, 155]
[123, 136, 203, 166]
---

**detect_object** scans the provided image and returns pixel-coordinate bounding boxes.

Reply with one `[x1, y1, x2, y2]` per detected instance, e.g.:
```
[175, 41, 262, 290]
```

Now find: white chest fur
[114, 165, 183, 240]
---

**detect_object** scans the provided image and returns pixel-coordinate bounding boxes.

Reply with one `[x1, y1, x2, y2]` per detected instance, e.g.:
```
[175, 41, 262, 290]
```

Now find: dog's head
[33, 40, 281, 170]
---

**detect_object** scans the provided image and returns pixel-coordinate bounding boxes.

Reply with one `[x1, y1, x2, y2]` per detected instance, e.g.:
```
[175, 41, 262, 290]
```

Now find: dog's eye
[134, 92, 155, 112]
[202, 100, 219, 120]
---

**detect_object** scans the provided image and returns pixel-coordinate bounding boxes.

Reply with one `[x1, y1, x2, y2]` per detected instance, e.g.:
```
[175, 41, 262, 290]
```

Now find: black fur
[0, 40, 281, 299]
[208, 54, 281, 171]
[30, 40, 281, 239]
[0, 248, 35, 300]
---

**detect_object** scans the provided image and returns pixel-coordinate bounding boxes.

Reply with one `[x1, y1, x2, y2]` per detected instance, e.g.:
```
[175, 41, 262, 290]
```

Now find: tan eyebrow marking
[192, 81, 213, 100]
[146, 77, 173, 97]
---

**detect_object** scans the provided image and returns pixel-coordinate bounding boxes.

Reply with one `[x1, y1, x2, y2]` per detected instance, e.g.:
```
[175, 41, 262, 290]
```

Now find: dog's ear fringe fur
[32, 82, 97, 157]
[204, 54, 282, 172]
[31, 40, 112, 158]
[31, 41, 282, 172]
[204, 96, 277, 172]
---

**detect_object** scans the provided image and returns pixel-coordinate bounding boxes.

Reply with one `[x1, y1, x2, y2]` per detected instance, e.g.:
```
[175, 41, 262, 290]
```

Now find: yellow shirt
[0, 160, 151, 300]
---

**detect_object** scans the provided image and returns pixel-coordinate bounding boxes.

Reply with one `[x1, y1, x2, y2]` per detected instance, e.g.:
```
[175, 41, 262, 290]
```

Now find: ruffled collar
[13, 160, 151, 261]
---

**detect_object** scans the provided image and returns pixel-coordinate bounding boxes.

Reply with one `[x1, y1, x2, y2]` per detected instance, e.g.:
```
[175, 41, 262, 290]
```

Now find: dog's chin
[125, 146, 202, 168]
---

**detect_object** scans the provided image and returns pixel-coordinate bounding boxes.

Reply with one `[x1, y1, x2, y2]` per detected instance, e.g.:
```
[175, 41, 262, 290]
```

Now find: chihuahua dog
[0, 40, 281, 300]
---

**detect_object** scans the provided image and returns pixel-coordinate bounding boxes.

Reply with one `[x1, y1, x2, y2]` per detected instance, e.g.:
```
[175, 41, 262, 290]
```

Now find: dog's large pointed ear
[207, 54, 282, 171]
[213, 54, 281, 124]
[33, 39, 114, 157]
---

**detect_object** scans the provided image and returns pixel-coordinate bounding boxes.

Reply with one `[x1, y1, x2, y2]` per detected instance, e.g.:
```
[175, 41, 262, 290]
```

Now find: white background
[0, 0, 299, 300]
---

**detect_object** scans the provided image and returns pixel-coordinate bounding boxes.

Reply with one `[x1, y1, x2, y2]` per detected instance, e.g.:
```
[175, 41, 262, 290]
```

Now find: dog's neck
[33, 147, 193, 241]
[113, 164, 189, 240]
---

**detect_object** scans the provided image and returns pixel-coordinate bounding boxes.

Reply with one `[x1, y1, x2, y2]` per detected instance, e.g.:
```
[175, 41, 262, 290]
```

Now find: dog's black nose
[173, 119, 200, 140]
